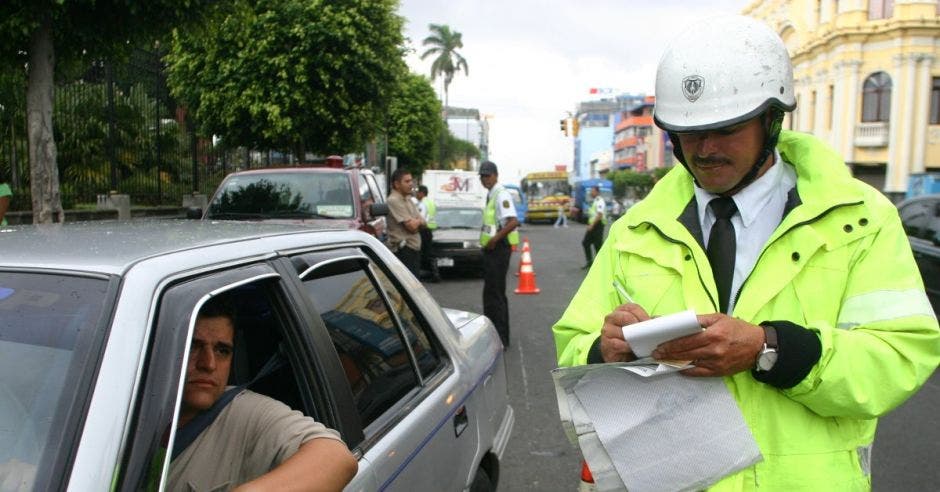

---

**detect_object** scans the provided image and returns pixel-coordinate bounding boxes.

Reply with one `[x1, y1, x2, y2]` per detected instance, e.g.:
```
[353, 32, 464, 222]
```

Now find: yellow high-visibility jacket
[553, 131, 940, 490]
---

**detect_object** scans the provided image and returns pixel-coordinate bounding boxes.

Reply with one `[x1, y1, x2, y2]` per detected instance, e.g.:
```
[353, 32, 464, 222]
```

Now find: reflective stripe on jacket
[552, 131, 940, 490]
[481, 184, 519, 246]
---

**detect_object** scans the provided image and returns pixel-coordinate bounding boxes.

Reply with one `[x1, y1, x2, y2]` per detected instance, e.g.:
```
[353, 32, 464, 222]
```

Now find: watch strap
[762, 324, 778, 350]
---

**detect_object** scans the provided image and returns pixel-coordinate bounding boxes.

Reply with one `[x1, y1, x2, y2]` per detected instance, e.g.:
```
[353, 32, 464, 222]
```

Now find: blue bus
[572, 178, 613, 223]
[503, 184, 527, 223]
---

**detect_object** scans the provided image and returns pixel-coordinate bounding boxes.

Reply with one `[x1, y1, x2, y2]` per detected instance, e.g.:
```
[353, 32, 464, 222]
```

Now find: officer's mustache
[691, 156, 732, 167]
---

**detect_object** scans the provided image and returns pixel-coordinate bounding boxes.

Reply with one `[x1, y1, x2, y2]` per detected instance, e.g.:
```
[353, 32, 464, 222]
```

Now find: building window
[868, 0, 894, 20]
[930, 77, 940, 125]
[861, 72, 891, 122]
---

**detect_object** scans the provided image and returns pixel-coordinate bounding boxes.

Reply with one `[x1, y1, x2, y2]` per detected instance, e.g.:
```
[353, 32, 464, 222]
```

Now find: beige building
[743, 0, 940, 197]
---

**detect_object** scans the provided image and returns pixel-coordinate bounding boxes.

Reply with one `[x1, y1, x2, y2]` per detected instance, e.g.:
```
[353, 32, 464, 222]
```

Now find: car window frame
[116, 262, 329, 491]
[287, 244, 451, 451]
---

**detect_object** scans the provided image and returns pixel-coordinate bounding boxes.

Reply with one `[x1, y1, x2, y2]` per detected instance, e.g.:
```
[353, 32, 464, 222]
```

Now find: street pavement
[427, 222, 940, 491]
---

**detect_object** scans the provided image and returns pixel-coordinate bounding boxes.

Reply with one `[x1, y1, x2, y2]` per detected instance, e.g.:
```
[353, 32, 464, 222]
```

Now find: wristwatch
[755, 325, 778, 372]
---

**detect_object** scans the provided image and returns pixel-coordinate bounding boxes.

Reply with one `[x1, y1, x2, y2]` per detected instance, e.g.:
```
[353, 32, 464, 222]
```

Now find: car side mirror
[186, 207, 203, 220]
[370, 202, 389, 217]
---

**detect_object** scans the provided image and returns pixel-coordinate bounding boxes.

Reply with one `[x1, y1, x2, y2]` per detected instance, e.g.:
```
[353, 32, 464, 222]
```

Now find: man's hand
[599, 303, 650, 362]
[651, 313, 764, 377]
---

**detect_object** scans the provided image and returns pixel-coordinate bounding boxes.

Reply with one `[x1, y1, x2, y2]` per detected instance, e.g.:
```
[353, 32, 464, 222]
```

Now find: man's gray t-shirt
[167, 390, 343, 491]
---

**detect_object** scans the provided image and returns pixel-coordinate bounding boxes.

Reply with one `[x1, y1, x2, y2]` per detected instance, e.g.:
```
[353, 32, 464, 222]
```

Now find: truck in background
[521, 171, 571, 223]
[422, 170, 487, 207]
[571, 178, 614, 223]
[421, 170, 487, 273]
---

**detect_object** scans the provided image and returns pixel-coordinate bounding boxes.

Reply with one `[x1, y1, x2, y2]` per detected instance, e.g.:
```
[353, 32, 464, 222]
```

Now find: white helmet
[653, 15, 796, 132]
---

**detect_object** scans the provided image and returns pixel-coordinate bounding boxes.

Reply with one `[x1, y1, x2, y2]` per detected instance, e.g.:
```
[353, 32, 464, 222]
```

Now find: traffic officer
[553, 15, 939, 489]
[580, 185, 607, 269]
[479, 160, 519, 347]
[416, 185, 441, 282]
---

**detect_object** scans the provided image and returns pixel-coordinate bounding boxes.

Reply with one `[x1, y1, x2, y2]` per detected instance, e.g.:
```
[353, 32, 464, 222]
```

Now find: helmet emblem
[682, 75, 704, 102]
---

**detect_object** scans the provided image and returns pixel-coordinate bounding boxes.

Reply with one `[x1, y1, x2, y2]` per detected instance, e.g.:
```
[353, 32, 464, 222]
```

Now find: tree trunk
[27, 19, 63, 223]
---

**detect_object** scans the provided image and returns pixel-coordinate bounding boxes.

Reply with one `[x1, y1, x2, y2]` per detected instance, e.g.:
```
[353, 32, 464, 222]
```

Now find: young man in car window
[167, 296, 357, 491]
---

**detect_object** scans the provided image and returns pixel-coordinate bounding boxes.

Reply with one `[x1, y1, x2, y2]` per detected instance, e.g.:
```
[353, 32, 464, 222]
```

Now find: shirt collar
[694, 149, 784, 228]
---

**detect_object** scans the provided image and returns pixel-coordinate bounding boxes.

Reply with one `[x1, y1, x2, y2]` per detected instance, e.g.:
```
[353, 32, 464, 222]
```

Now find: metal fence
[0, 48, 301, 212]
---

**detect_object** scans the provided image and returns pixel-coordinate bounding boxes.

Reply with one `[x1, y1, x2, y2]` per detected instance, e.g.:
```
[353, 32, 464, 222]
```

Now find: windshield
[0, 272, 110, 485]
[525, 180, 571, 201]
[207, 172, 355, 219]
[435, 207, 483, 229]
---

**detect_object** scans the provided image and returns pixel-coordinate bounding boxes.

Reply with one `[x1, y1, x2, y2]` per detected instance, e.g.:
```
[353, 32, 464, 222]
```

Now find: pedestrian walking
[554, 203, 568, 228]
[580, 185, 607, 269]
[416, 185, 441, 282]
[553, 15, 939, 489]
[385, 168, 423, 277]
[479, 161, 519, 347]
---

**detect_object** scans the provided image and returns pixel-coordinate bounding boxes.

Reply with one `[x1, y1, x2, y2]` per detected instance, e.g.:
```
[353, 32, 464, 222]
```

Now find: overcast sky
[397, 0, 749, 181]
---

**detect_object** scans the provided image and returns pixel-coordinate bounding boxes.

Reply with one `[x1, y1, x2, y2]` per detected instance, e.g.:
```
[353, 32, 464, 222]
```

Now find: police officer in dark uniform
[479, 161, 519, 347]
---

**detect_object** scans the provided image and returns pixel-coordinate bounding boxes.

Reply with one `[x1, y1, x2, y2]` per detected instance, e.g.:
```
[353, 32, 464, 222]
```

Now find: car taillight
[580, 460, 594, 483]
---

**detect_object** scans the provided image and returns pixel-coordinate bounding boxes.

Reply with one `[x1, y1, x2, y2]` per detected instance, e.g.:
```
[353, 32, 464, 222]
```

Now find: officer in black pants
[581, 185, 607, 269]
[479, 161, 519, 347]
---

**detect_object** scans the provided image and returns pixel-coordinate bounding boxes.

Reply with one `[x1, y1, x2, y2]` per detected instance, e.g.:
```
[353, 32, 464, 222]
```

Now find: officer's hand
[483, 240, 497, 251]
[599, 303, 650, 362]
[651, 313, 764, 377]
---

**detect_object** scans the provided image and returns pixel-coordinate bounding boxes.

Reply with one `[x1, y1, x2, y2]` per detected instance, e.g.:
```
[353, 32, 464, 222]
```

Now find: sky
[397, 0, 750, 181]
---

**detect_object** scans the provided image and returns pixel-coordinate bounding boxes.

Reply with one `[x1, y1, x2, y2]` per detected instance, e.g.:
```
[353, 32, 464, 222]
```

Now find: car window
[925, 199, 940, 241]
[365, 174, 384, 204]
[0, 272, 110, 486]
[206, 172, 355, 219]
[435, 208, 484, 229]
[358, 174, 373, 203]
[298, 254, 435, 429]
[369, 267, 443, 380]
[900, 201, 932, 239]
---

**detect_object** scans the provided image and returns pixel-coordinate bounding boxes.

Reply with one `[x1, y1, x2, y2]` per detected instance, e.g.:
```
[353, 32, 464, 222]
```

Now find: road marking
[518, 342, 531, 410]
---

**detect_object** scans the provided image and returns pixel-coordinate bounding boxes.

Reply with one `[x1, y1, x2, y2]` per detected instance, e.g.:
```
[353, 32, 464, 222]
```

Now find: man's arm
[234, 438, 357, 492]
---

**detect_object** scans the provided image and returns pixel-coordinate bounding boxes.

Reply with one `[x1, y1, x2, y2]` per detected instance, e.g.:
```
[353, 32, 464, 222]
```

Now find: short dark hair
[417, 185, 428, 194]
[391, 167, 411, 184]
[592, 185, 600, 192]
[198, 294, 237, 324]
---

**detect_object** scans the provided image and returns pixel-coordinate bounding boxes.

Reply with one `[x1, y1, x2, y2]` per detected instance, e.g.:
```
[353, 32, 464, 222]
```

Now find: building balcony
[854, 122, 889, 148]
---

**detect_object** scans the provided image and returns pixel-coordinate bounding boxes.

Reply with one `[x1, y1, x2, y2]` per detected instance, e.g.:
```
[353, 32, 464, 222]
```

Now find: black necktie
[707, 197, 738, 313]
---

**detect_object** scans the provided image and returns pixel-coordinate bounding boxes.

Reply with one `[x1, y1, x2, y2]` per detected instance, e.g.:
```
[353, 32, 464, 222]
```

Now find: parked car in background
[0, 222, 513, 491]
[197, 157, 388, 240]
[898, 193, 940, 314]
[431, 206, 485, 273]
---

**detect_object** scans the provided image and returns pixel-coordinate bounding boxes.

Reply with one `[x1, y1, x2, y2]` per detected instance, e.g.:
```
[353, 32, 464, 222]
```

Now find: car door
[114, 261, 349, 491]
[288, 246, 483, 491]
[360, 172, 388, 240]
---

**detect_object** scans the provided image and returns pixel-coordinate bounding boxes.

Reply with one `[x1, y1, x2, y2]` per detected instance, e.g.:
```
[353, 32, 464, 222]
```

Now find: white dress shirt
[693, 150, 797, 314]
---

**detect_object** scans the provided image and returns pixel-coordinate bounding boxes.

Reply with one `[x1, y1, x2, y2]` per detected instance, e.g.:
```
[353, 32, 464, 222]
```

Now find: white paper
[621, 310, 701, 358]
[557, 364, 762, 492]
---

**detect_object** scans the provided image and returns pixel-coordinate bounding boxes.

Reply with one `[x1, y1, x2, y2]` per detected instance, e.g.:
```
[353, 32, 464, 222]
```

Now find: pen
[612, 279, 635, 304]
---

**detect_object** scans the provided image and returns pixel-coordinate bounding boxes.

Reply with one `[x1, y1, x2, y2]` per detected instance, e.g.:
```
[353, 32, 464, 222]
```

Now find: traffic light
[571, 118, 580, 137]
[560, 118, 568, 136]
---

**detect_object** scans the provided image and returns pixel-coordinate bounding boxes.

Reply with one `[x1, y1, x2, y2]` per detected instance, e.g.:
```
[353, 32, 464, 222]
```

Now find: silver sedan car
[0, 222, 513, 491]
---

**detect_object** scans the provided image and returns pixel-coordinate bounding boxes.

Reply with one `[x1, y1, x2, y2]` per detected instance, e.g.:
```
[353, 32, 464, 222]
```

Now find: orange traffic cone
[514, 238, 540, 295]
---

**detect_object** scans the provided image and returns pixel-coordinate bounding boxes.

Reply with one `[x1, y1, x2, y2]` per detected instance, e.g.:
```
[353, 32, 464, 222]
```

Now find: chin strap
[668, 108, 785, 195]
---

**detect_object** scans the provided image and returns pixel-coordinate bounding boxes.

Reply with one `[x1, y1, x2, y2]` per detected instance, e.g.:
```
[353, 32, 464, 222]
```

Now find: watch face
[758, 351, 778, 371]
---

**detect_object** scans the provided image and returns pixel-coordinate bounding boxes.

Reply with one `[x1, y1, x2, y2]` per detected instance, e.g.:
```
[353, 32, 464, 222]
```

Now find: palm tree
[420, 24, 468, 123]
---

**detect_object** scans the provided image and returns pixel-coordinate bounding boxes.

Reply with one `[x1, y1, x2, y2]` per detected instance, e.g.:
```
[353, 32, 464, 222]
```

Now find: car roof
[0, 221, 351, 275]
[226, 166, 368, 176]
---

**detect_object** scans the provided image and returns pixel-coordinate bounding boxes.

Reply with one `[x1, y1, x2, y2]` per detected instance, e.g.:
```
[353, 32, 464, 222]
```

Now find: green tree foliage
[420, 24, 468, 116]
[386, 73, 442, 174]
[609, 168, 672, 199]
[166, 0, 407, 156]
[0, 0, 212, 222]
[439, 128, 480, 169]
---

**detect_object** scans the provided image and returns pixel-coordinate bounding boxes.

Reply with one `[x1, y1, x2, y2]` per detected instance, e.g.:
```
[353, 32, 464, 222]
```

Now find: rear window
[0, 272, 109, 482]
[207, 172, 355, 219]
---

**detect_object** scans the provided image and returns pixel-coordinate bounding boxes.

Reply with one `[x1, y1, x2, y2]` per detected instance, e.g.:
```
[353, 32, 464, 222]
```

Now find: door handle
[453, 405, 468, 437]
